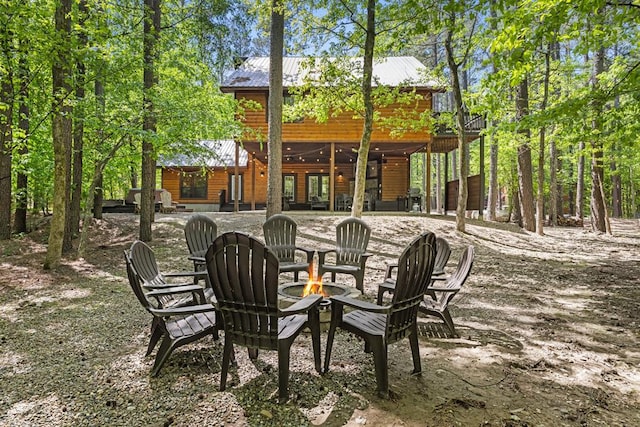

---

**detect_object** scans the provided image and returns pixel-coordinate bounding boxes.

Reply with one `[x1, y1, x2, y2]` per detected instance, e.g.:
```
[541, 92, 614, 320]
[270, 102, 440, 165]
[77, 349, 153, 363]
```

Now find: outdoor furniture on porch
[323, 232, 437, 398]
[159, 190, 178, 213]
[336, 194, 353, 211]
[124, 249, 218, 376]
[377, 236, 451, 304]
[263, 214, 314, 282]
[419, 245, 474, 337]
[317, 217, 372, 293]
[204, 232, 322, 402]
[184, 214, 218, 277]
[310, 195, 329, 210]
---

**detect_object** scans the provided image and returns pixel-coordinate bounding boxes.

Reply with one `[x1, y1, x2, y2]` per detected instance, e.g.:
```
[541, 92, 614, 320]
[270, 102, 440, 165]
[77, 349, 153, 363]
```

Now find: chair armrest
[296, 246, 315, 262]
[330, 295, 391, 314]
[317, 249, 336, 264]
[280, 294, 322, 315]
[385, 264, 398, 279]
[143, 281, 198, 290]
[150, 303, 216, 317]
[426, 285, 461, 293]
[164, 271, 207, 278]
[147, 285, 206, 299]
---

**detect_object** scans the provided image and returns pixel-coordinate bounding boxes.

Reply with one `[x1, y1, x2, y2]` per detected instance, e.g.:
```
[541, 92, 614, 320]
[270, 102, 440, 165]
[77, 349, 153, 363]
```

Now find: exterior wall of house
[239, 90, 433, 143]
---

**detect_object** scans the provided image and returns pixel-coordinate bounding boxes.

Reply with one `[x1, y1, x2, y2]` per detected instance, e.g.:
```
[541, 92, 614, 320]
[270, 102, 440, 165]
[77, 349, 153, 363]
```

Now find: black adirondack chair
[323, 232, 436, 398]
[419, 245, 474, 337]
[124, 251, 218, 376]
[262, 214, 314, 282]
[377, 236, 451, 304]
[128, 240, 212, 306]
[205, 231, 322, 402]
[317, 217, 371, 292]
[184, 214, 218, 277]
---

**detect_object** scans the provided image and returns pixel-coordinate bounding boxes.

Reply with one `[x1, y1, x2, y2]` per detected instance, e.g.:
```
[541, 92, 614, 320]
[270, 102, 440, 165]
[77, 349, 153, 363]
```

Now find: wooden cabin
[160, 57, 485, 213]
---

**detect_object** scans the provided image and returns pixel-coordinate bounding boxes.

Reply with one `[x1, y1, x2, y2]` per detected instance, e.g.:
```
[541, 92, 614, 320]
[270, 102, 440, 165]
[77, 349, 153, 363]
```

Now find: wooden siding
[239, 91, 433, 144]
[445, 174, 481, 211]
[380, 157, 409, 201]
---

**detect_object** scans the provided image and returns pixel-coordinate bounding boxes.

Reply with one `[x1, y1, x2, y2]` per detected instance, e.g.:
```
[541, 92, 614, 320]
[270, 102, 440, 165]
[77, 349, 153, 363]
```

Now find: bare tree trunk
[576, 141, 585, 218]
[65, 0, 89, 254]
[611, 159, 622, 217]
[589, 45, 609, 233]
[93, 71, 105, 219]
[140, 0, 161, 242]
[352, 0, 376, 218]
[266, 0, 284, 218]
[487, 138, 498, 221]
[536, 47, 551, 235]
[45, 0, 73, 269]
[0, 38, 13, 240]
[515, 77, 536, 232]
[14, 42, 29, 234]
[444, 25, 468, 232]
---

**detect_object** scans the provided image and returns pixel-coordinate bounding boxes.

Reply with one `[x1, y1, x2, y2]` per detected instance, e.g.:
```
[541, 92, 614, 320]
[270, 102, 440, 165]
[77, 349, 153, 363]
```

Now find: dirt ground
[1, 212, 639, 426]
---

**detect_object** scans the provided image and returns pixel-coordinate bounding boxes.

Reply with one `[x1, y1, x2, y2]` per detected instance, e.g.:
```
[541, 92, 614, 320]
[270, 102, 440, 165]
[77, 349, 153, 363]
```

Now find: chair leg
[293, 270, 299, 282]
[151, 337, 176, 377]
[309, 308, 322, 374]
[220, 336, 234, 391]
[409, 322, 422, 374]
[355, 272, 364, 293]
[248, 348, 258, 359]
[277, 343, 291, 402]
[146, 319, 163, 356]
[370, 337, 389, 399]
[441, 308, 458, 337]
[323, 304, 343, 374]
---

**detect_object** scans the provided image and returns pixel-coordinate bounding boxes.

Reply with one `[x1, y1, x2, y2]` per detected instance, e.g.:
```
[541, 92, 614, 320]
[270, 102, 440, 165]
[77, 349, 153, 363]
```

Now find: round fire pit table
[278, 281, 362, 330]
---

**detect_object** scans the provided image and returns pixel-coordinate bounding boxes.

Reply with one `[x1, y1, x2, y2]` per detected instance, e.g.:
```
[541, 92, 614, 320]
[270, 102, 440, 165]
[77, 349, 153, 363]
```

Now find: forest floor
[1, 211, 639, 426]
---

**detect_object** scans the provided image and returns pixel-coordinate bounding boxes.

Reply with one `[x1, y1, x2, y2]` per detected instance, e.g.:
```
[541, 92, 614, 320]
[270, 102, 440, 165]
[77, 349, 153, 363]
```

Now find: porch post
[479, 135, 485, 220]
[234, 140, 239, 212]
[330, 142, 335, 211]
[444, 151, 449, 214]
[251, 153, 256, 211]
[426, 143, 432, 214]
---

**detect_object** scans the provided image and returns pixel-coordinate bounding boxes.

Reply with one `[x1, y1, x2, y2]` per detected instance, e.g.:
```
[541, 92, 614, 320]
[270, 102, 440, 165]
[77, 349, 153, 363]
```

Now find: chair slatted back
[129, 240, 165, 287]
[434, 237, 452, 275]
[335, 217, 371, 266]
[124, 251, 154, 311]
[437, 246, 474, 307]
[185, 214, 218, 257]
[263, 214, 298, 263]
[206, 232, 281, 350]
[387, 232, 436, 342]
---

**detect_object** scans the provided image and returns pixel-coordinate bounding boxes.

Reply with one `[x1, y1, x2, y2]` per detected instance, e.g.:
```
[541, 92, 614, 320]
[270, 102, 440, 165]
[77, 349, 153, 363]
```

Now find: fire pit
[278, 281, 361, 329]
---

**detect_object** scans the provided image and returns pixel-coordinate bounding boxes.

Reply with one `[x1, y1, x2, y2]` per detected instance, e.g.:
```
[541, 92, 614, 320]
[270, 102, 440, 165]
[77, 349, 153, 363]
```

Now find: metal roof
[221, 56, 442, 91]
[159, 140, 248, 168]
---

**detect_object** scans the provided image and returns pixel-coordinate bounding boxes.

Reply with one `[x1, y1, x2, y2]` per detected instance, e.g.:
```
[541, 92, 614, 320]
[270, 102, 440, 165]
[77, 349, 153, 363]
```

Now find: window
[283, 174, 296, 202]
[283, 94, 304, 123]
[306, 174, 329, 201]
[180, 171, 208, 199]
[228, 173, 243, 202]
[266, 93, 304, 123]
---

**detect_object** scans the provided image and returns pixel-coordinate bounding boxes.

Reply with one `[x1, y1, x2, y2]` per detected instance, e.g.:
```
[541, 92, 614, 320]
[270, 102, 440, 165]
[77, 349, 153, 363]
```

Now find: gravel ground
[1, 212, 639, 426]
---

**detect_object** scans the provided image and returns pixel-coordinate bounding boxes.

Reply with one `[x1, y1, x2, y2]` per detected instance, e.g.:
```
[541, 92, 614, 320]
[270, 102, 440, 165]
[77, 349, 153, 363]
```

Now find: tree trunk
[266, 0, 284, 219]
[589, 45, 609, 233]
[549, 140, 558, 225]
[45, 0, 73, 269]
[536, 48, 551, 236]
[487, 138, 498, 221]
[351, 0, 376, 218]
[65, 0, 89, 254]
[445, 26, 468, 232]
[14, 43, 29, 234]
[611, 159, 622, 217]
[0, 34, 13, 240]
[575, 141, 585, 218]
[515, 77, 535, 232]
[92, 72, 105, 219]
[140, 0, 161, 242]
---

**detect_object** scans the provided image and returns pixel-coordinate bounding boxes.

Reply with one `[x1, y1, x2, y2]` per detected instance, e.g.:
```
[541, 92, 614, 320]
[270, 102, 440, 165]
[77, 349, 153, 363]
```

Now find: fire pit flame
[302, 263, 327, 297]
